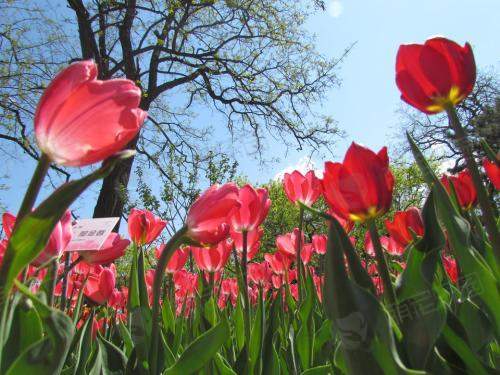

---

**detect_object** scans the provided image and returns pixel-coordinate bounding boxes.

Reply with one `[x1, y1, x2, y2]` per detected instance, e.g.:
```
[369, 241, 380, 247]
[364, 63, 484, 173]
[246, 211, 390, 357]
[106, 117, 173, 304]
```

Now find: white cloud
[327, 0, 343, 18]
[273, 156, 323, 181]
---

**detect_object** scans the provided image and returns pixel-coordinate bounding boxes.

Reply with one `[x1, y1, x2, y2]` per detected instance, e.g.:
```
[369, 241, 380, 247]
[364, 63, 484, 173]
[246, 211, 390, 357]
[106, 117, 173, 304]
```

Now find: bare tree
[1, 0, 345, 228]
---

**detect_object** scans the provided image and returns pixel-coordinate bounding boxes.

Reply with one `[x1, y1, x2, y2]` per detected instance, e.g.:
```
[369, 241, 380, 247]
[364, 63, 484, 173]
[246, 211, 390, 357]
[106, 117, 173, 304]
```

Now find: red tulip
[483, 157, 500, 189]
[327, 209, 355, 233]
[185, 183, 240, 245]
[33, 210, 73, 266]
[248, 262, 272, 286]
[84, 265, 116, 305]
[78, 233, 130, 265]
[128, 208, 167, 245]
[191, 240, 232, 273]
[276, 228, 303, 258]
[0, 239, 7, 267]
[173, 269, 198, 298]
[442, 255, 458, 284]
[155, 245, 190, 273]
[322, 142, 394, 223]
[34, 60, 147, 166]
[385, 207, 424, 249]
[312, 234, 327, 255]
[264, 252, 292, 275]
[230, 184, 271, 232]
[283, 170, 322, 207]
[441, 169, 477, 210]
[230, 227, 263, 261]
[396, 37, 476, 114]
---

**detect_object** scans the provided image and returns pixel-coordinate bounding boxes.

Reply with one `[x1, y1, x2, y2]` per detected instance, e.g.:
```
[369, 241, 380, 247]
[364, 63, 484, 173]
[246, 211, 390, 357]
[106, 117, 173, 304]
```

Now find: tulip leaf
[407, 133, 500, 338]
[97, 334, 127, 374]
[396, 193, 447, 369]
[300, 364, 333, 374]
[1, 296, 43, 372]
[0, 156, 123, 298]
[164, 317, 230, 375]
[249, 289, 265, 374]
[296, 272, 316, 370]
[234, 297, 245, 351]
[6, 281, 74, 375]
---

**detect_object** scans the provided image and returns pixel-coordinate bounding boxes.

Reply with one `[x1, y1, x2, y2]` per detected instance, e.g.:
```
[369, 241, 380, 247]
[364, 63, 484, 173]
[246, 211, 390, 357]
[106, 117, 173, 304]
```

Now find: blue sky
[1, 0, 499, 222]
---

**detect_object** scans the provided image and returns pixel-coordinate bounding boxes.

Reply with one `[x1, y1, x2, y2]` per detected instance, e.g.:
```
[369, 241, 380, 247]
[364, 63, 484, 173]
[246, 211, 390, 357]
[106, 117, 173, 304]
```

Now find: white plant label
[66, 217, 120, 251]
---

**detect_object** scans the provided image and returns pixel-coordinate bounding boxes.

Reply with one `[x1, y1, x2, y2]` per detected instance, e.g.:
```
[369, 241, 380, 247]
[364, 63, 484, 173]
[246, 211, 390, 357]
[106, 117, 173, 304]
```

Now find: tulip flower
[185, 183, 240, 245]
[2, 212, 16, 238]
[442, 255, 458, 284]
[283, 170, 322, 207]
[301, 243, 314, 265]
[230, 184, 271, 233]
[385, 207, 424, 249]
[326, 209, 354, 233]
[364, 231, 403, 257]
[248, 262, 272, 287]
[322, 142, 394, 223]
[34, 60, 147, 166]
[155, 245, 190, 273]
[191, 240, 232, 273]
[173, 270, 198, 299]
[312, 234, 327, 255]
[395, 37, 476, 114]
[78, 233, 130, 265]
[128, 208, 167, 245]
[84, 265, 116, 305]
[440, 169, 477, 210]
[264, 252, 292, 275]
[32, 210, 73, 266]
[483, 157, 500, 189]
[230, 227, 263, 261]
[276, 228, 303, 258]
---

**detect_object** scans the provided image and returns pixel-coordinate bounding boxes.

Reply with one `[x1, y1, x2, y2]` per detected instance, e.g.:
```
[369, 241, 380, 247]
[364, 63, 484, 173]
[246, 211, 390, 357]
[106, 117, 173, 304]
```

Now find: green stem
[296, 206, 304, 304]
[446, 107, 500, 262]
[240, 230, 251, 368]
[150, 226, 187, 375]
[48, 258, 58, 307]
[368, 221, 400, 324]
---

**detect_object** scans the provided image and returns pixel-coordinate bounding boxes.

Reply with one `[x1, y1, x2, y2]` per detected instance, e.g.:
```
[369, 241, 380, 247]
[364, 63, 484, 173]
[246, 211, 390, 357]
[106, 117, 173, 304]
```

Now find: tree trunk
[92, 136, 138, 228]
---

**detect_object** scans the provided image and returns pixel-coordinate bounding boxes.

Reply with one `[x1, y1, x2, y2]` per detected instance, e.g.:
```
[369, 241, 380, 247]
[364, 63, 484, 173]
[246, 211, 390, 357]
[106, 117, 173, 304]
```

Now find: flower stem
[241, 230, 251, 363]
[150, 226, 187, 375]
[446, 107, 500, 262]
[297, 206, 304, 304]
[368, 221, 400, 323]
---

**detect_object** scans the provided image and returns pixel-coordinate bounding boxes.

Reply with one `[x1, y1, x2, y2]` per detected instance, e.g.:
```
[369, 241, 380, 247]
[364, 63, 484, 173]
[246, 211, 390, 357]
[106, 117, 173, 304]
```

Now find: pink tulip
[230, 227, 263, 261]
[283, 170, 322, 207]
[264, 252, 292, 275]
[192, 240, 232, 273]
[230, 184, 271, 233]
[34, 60, 147, 166]
[276, 228, 303, 258]
[185, 183, 240, 245]
[248, 262, 272, 286]
[2, 212, 16, 238]
[312, 234, 327, 255]
[78, 233, 130, 265]
[301, 243, 314, 265]
[128, 208, 167, 245]
[84, 265, 116, 305]
[32, 210, 73, 266]
[364, 231, 403, 257]
[155, 245, 190, 273]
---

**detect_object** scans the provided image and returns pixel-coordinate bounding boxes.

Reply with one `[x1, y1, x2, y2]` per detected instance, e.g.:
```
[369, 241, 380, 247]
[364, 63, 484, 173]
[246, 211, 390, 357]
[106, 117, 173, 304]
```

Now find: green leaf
[97, 334, 127, 375]
[300, 364, 332, 374]
[129, 306, 151, 374]
[233, 297, 245, 352]
[396, 193, 447, 369]
[73, 310, 95, 375]
[296, 272, 316, 370]
[6, 281, 74, 375]
[249, 289, 265, 374]
[407, 133, 500, 338]
[165, 317, 230, 375]
[214, 353, 237, 375]
[1, 297, 43, 372]
[117, 321, 133, 358]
